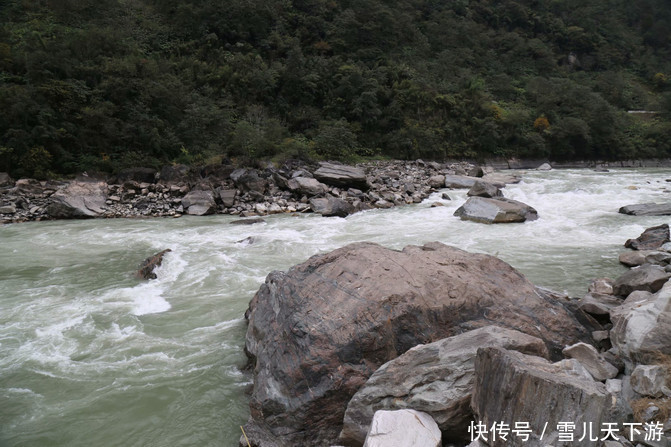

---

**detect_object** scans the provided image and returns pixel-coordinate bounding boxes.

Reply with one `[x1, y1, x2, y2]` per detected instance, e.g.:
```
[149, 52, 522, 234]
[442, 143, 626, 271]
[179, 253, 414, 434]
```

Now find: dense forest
[1, 0, 670, 178]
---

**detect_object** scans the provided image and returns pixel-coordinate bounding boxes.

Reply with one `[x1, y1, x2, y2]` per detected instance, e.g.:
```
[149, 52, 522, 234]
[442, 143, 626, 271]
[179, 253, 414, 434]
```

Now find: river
[1, 168, 670, 446]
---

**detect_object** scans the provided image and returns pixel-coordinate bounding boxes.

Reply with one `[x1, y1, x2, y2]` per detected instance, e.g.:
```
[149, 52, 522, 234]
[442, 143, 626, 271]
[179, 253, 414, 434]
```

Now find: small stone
[630, 365, 668, 398]
[562, 342, 619, 381]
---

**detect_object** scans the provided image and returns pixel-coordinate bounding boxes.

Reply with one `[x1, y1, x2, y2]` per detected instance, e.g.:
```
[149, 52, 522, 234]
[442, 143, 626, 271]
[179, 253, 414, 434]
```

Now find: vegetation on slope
[1, 0, 670, 178]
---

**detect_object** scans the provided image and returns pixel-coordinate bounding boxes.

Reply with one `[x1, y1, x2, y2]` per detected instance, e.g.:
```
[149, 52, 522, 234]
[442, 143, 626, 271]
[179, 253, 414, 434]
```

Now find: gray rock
[362, 410, 441, 447]
[181, 190, 216, 215]
[428, 175, 446, 188]
[613, 264, 671, 297]
[232, 169, 267, 194]
[578, 293, 624, 316]
[630, 365, 669, 398]
[481, 172, 521, 185]
[441, 193, 451, 200]
[620, 251, 653, 267]
[625, 224, 670, 251]
[217, 188, 237, 208]
[619, 203, 671, 216]
[309, 196, 354, 217]
[537, 162, 552, 170]
[454, 197, 538, 224]
[588, 278, 615, 295]
[472, 347, 611, 447]
[562, 342, 619, 381]
[553, 358, 595, 382]
[610, 284, 671, 363]
[444, 175, 479, 189]
[0, 205, 16, 214]
[313, 162, 369, 191]
[287, 177, 328, 197]
[467, 180, 503, 198]
[339, 326, 548, 445]
[46, 181, 107, 218]
[646, 251, 671, 266]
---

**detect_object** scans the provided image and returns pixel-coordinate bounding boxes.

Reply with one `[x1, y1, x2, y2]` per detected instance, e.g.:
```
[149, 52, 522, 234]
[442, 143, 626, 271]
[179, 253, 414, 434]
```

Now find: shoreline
[1, 158, 670, 225]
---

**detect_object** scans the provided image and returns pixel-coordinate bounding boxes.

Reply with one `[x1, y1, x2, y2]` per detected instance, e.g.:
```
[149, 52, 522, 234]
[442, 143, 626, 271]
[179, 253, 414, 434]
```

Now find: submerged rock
[136, 249, 171, 280]
[454, 197, 538, 223]
[242, 242, 592, 446]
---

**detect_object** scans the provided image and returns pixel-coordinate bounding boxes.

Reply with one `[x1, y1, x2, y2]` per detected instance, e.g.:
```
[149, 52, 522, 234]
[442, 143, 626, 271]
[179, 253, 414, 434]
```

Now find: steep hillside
[1, 0, 670, 177]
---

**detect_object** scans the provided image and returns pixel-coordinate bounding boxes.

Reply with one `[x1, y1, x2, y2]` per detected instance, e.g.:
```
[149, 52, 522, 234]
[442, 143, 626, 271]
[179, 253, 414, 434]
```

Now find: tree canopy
[1, 0, 670, 177]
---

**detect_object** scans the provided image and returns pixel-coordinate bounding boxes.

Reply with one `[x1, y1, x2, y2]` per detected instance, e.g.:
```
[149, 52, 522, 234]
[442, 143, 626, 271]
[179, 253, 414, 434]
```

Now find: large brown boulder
[46, 181, 108, 218]
[242, 242, 593, 446]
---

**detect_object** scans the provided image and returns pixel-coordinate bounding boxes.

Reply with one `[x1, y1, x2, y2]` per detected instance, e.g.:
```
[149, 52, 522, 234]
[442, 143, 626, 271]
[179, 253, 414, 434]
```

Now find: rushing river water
[2, 168, 671, 446]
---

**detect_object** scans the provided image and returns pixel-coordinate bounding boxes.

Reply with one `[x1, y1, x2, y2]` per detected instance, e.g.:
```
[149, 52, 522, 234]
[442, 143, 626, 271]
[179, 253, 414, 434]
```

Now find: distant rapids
[1, 168, 670, 446]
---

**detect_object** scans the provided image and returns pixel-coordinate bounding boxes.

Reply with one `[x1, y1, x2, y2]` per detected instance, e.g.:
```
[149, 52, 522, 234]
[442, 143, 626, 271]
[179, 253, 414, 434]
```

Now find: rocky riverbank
[0, 160, 499, 224]
[241, 225, 671, 446]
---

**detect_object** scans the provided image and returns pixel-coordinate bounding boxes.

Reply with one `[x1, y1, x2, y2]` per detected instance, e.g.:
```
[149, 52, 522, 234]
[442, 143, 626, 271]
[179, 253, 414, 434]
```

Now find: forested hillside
[1, 0, 670, 178]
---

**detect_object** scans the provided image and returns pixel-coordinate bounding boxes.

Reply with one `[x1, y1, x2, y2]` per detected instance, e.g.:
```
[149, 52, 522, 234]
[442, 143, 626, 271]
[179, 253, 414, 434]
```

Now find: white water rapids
[1, 168, 671, 446]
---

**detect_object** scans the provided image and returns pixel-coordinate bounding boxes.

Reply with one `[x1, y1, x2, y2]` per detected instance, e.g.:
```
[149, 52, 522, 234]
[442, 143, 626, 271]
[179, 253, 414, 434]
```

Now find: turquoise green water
[1, 168, 670, 446]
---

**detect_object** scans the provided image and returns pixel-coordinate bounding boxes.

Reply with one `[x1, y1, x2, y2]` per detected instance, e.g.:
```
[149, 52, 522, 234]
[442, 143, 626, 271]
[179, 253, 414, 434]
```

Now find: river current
[1, 168, 670, 446]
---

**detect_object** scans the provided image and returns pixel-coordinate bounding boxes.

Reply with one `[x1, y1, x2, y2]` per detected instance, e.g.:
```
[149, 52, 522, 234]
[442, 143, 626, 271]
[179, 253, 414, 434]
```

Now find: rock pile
[241, 226, 671, 446]
[0, 159, 487, 224]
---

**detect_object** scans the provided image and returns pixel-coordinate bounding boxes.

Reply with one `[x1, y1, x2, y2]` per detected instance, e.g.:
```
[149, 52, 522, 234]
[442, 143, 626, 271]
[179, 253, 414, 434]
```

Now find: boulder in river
[466, 180, 503, 198]
[339, 326, 548, 445]
[313, 162, 369, 191]
[454, 197, 538, 223]
[242, 242, 592, 446]
[624, 224, 670, 251]
[136, 249, 171, 280]
[619, 203, 671, 216]
[46, 181, 108, 218]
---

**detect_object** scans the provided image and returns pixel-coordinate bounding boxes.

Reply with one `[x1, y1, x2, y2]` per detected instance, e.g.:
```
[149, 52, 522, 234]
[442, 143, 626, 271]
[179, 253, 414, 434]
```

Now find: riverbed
[1, 168, 670, 446]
